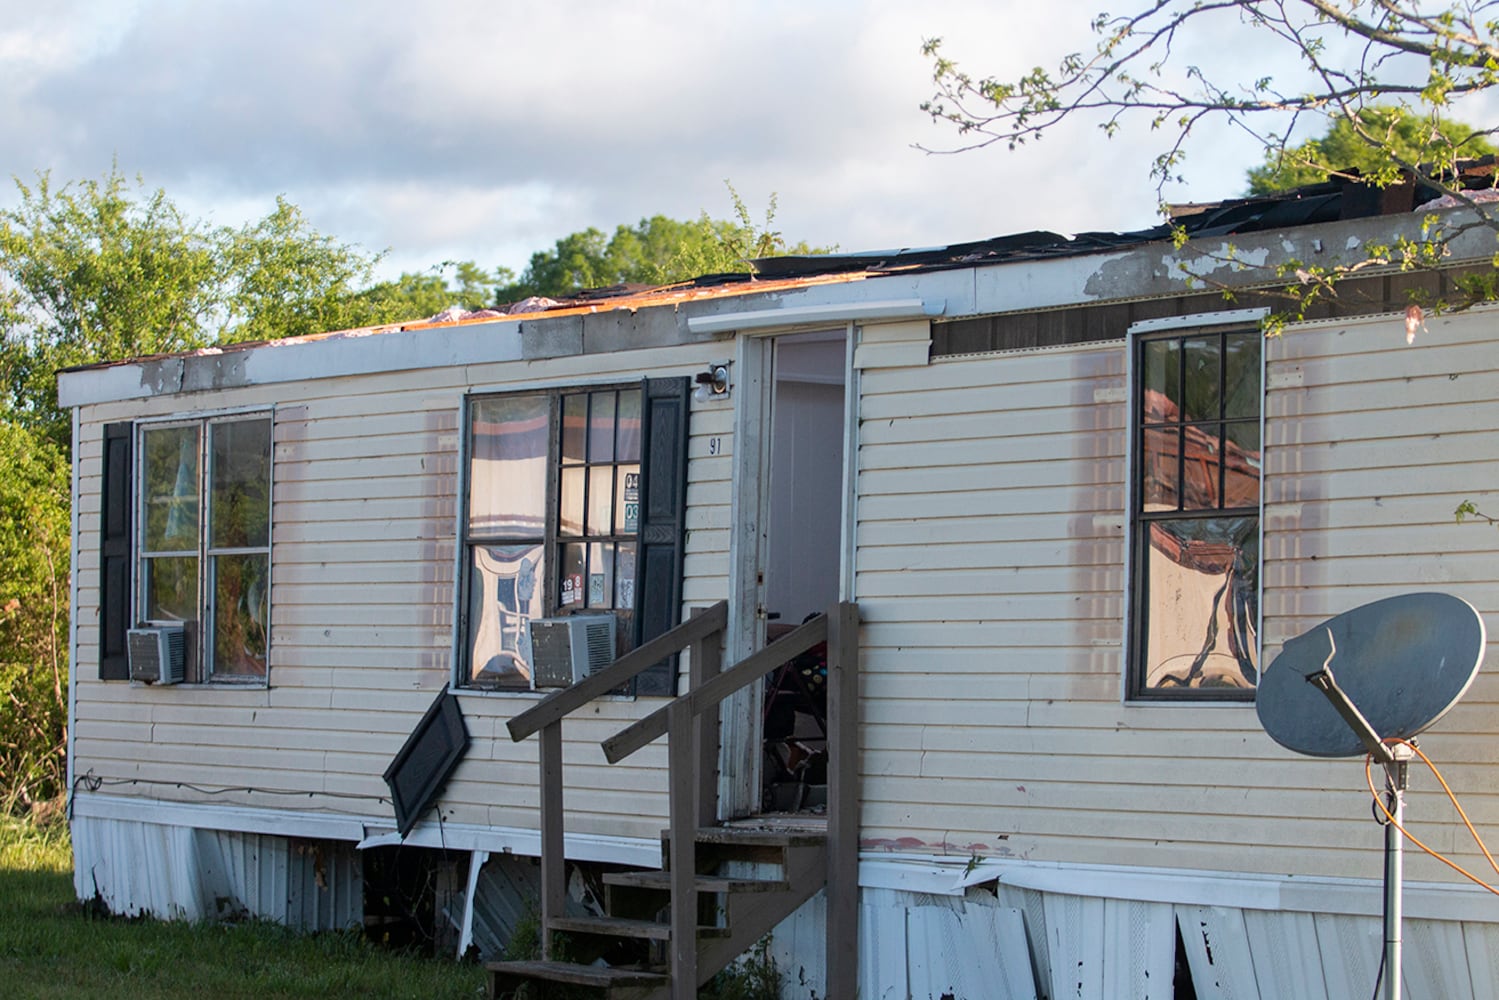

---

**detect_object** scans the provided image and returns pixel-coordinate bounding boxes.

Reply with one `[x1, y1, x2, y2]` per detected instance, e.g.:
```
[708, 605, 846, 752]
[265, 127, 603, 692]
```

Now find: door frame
[720, 324, 859, 817]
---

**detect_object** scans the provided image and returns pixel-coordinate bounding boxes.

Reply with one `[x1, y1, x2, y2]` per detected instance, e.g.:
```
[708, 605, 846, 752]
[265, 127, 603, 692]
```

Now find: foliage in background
[0, 422, 71, 815]
[496, 183, 830, 302]
[356, 259, 515, 318]
[1247, 105, 1496, 194]
[0, 170, 387, 453]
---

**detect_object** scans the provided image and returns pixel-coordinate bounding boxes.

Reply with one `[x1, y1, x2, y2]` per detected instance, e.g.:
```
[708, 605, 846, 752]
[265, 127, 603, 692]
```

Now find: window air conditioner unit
[127, 625, 186, 685]
[529, 615, 617, 688]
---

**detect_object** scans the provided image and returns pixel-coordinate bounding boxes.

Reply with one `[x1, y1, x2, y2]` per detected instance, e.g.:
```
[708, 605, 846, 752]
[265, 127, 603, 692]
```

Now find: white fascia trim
[686, 299, 942, 335]
[57, 318, 526, 408]
[1128, 306, 1269, 335]
[858, 853, 1499, 923]
[70, 792, 660, 867]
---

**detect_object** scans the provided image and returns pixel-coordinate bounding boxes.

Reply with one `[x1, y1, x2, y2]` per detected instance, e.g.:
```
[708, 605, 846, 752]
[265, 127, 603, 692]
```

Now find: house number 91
[708, 437, 722, 455]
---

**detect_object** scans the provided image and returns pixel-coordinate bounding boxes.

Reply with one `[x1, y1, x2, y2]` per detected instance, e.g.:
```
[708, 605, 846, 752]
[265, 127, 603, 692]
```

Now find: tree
[0, 169, 386, 452]
[0, 420, 70, 813]
[353, 260, 514, 320]
[923, 2, 1499, 214]
[496, 185, 829, 303]
[1248, 104, 1496, 194]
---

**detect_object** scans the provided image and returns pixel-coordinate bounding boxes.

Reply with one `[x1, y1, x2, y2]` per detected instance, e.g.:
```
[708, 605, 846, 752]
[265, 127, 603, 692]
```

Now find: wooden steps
[488, 960, 667, 1000]
[486, 826, 827, 1000]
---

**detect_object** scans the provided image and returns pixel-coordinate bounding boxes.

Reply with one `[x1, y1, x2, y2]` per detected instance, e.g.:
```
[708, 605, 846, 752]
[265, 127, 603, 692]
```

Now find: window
[1129, 323, 1261, 699]
[136, 414, 272, 682]
[461, 380, 687, 693]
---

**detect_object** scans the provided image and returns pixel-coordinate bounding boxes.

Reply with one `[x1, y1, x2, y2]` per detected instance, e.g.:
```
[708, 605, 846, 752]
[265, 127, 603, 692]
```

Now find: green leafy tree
[0, 421, 70, 813]
[0, 169, 385, 451]
[497, 185, 829, 302]
[352, 260, 514, 320]
[1248, 105, 1496, 194]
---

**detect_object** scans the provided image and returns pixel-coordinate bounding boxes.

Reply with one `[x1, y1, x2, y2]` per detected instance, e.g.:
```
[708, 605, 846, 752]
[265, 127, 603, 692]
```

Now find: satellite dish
[1256, 592, 1485, 758]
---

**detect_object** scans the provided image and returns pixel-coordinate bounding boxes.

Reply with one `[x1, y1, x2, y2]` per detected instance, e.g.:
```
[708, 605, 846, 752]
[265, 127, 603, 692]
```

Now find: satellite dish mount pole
[1306, 633, 1413, 1000]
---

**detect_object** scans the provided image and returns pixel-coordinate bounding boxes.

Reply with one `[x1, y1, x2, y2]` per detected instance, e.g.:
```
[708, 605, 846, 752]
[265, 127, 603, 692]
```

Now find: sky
[0, 0, 1476, 284]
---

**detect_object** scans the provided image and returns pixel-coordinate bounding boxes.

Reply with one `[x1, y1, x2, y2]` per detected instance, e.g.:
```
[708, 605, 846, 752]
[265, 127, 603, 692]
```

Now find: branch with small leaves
[923, 1, 1499, 210]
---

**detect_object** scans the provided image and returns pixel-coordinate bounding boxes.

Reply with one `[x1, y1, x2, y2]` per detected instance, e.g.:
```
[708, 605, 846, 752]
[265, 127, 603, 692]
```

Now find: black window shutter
[99, 422, 134, 680]
[632, 377, 690, 696]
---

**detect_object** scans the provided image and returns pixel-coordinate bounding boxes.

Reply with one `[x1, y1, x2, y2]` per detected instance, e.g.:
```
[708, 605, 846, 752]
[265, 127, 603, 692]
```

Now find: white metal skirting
[761, 881, 1497, 1000]
[71, 814, 361, 930]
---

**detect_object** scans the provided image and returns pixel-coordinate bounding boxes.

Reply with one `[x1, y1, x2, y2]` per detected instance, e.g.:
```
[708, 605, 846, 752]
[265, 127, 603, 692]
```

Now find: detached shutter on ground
[99, 422, 133, 680]
[633, 377, 690, 696]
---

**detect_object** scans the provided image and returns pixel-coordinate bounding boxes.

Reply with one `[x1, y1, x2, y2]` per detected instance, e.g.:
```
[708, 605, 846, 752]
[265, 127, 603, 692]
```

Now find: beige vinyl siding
[683, 402, 733, 605]
[854, 315, 1499, 884]
[72, 342, 728, 844]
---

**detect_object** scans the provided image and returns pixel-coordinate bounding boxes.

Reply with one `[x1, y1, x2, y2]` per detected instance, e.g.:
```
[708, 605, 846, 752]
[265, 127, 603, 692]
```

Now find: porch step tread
[486, 959, 667, 988]
[547, 914, 729, 941]
[671, 826, 827, 848]
[602, 870, 789, 893]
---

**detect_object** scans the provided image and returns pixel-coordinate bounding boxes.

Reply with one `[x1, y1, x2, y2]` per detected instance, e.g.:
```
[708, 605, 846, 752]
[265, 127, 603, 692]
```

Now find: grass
[0, 817, 486, 1000]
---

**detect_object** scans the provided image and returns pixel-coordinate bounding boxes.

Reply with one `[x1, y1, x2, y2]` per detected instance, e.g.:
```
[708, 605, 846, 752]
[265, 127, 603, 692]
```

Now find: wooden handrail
[508, 596, 860, 998]
[507, 601, 728, 742]
[602, 612, 829, 764]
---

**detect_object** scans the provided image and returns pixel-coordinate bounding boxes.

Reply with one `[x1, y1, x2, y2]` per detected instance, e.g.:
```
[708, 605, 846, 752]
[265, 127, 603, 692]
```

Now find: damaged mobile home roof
[56, 162, 1499, 407]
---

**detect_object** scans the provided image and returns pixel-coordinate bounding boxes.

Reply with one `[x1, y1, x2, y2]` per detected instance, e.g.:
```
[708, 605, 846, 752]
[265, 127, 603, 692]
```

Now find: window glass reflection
[468, 544, 544, 688]
[560, 467, 585, 536]
[210, 418, 271, 549]
[1141, 339, 1180, 419]
[1140, 516, 1258, 691]
[143, 425, 200, 553]
[1222, 332, 1261, 420]
[562, 394, 586, 464]
[616, 390, 642, 462]
[211, 553, 268, 678]
[145, 555, 197, 622]
[1181, 336, 1221, 422]
[469, 396, 548, 537]
[588, 391, 616, 463]
[588, 466, 614, 535]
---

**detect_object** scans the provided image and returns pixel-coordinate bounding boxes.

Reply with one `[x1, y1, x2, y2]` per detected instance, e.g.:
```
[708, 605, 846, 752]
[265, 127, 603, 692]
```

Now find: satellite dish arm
[1305, 629, 1397, 765]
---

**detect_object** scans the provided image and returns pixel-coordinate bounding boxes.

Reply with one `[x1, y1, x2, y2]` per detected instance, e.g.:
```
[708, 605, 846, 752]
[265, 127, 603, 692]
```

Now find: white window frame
[135, 407, 274, 686]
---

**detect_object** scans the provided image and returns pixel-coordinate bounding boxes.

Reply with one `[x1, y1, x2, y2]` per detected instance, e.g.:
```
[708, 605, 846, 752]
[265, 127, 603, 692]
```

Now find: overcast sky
[0, 0, 1461, 283]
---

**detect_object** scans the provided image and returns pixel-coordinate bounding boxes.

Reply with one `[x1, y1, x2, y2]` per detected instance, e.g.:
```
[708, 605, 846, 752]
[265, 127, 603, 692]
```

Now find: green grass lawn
[0, 818, 486, 1000]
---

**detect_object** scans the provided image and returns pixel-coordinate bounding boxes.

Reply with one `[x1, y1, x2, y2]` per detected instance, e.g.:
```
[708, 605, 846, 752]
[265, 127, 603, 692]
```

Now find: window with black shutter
[459, 377, 689, 694]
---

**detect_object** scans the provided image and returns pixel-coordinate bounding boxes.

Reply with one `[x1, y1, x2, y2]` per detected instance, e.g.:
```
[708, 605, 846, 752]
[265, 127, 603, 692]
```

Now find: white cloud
[0, 0, 1370, 283]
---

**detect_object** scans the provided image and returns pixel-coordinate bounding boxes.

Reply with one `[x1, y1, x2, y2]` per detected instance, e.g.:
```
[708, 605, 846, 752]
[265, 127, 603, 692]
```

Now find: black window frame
[457, 377, 688, 696]
[1127, 320, 1263, 702]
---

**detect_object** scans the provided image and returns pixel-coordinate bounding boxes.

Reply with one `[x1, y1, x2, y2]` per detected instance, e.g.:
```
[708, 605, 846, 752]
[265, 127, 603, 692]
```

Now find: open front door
[760, 332, 847, 814]
[723, 329, 851, 817]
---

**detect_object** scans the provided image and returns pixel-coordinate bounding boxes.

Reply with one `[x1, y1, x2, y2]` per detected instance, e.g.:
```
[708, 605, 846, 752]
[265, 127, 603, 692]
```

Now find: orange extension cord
[1364, 738, 1499, 897]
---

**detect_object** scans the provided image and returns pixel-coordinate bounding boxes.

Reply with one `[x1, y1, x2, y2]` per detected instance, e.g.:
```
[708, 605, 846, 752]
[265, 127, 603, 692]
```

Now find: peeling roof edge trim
[685, 298, 942, 334]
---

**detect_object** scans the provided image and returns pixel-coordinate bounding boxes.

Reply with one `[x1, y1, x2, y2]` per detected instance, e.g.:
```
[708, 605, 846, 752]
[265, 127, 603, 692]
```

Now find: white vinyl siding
[854, 313, 1499, 884]
[71, 343, 728, 845]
